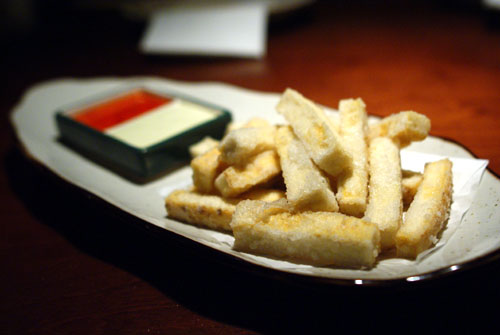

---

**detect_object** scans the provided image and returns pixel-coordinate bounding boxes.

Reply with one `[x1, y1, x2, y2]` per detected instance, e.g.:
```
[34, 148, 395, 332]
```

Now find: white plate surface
[10, 77, 500, 284]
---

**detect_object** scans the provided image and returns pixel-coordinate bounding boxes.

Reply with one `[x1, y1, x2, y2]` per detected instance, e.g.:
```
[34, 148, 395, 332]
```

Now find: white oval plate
[10, 77, 500, 285]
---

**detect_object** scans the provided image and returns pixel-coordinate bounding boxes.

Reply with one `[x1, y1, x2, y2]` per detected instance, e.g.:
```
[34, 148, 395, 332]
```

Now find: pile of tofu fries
[165, 89, 453, 268]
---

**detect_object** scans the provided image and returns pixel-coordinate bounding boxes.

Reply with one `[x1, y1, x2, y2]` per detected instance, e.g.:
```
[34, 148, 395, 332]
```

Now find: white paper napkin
[139, 2, 267, 58]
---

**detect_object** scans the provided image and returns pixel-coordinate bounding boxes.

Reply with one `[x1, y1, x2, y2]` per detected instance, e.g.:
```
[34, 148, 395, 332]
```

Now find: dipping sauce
[68, 89, 219, 148]
[72, 90, 171, 131]
[56, 87, 231, 179]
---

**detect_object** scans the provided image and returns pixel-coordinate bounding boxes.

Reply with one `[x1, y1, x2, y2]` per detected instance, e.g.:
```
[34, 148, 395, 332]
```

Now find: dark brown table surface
[2, 1, 500, 334]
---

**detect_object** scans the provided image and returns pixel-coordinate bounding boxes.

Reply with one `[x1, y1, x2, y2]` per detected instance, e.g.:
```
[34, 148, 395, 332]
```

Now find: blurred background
[2, 0, 499, 93]
[3, 0, 500, 151]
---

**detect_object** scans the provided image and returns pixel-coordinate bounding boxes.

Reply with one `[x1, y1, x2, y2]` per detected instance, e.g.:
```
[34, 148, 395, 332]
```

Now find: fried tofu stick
[192, 117, 276, 193]
[165, 189, 239, 231]
[191, 147, 226, 194]
[275, 126, 338, 212]
[396, 159, 453, 258]
[364, 137, 403, 249]
[336, 98, 369, 217]
[230, 199, 381, 268]
[165, 188, 286, 231]
[368, 111, 431, 148]
[215, 150, 281, 198]
[219, 126, 276, 165]
[276, 88, 351, 176]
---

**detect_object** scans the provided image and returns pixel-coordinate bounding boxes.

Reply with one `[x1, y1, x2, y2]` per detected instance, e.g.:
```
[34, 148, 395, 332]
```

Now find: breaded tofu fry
[402, 170, 423, 209]
[364, 137, 403, 249]
[396, 159, 453, 258]
[368, 111, 431, 148]
[189, 136, 220, 158]
[165, 189, 239, 231]
[215, 150, 281, 198]
[336, 98, 369, 217]
[219, 126, 276, 165]
[191, 147, 226, 194]
[231, 199, 380, 268]
[165, 188, 285, 231]
[276, 88, 351, 176]
[275, 126, 338, 212]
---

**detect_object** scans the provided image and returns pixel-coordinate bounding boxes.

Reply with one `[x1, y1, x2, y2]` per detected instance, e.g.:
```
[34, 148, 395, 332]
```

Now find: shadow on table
[5, 147, 499, 333]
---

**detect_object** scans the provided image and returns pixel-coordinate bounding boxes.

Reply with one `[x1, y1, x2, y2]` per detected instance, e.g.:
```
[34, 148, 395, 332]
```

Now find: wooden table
[2, 2, 500, 333]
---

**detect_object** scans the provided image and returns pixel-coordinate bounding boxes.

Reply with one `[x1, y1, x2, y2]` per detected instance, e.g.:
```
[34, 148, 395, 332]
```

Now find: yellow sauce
[105, 99, 218, 148]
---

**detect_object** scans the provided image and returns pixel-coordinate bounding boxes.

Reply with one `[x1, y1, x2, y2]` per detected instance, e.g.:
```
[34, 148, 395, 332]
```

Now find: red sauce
[72, 90, 171, 131]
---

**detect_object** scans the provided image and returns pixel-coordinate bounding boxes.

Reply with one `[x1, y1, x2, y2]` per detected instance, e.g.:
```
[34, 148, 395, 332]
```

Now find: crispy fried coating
[396, 159, 453, 258]
[275, 126, 338, 212]
[165, 189, 239, 231]
[231, 199, 380, 268]
[165, 188, 286, 231]
[364, 137, 403, 249]
[191, 147, 226, 194]
[219, 126, 276, 165]
[276, 88, 351, 176]
[336, 98, 369, 217]
[215, 150, 281, 198]
[368, 111, 431, 148]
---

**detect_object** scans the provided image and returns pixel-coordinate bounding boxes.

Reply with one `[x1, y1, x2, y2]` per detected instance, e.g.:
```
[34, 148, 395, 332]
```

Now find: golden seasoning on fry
[165, 189, 239, 231]
[165, 188, 286, 232]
